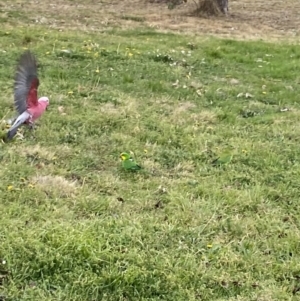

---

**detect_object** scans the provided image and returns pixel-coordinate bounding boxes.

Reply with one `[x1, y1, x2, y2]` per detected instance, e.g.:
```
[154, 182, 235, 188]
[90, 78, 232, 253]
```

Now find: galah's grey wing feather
[14, 50, 38, 114]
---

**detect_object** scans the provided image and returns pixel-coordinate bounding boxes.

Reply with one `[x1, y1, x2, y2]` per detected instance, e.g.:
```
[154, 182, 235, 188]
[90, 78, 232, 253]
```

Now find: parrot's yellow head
[120, 152, 130, 161]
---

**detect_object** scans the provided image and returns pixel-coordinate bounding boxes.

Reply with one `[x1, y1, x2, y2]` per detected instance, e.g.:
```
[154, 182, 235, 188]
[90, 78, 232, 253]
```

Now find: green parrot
[212, 147, 234, 166]
[120, 152, 142, 171]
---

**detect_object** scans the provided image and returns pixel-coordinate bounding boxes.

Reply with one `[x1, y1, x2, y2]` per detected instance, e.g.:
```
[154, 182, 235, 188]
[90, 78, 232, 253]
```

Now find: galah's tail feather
[7, 111, 31, 140]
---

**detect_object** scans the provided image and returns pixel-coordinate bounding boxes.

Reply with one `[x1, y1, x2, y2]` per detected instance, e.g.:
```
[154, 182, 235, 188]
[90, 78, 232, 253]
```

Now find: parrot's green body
[212, 147, 234, 166]
[120, 152, 142, 171]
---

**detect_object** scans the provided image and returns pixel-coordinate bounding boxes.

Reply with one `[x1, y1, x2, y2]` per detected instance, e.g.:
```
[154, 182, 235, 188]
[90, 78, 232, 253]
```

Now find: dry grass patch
[16, 144, 57, 161]
[13, 144, 73, 171]
[173, 101, 197, 114]
[100, 102, 122, 116]
[30, 175, 78, 198]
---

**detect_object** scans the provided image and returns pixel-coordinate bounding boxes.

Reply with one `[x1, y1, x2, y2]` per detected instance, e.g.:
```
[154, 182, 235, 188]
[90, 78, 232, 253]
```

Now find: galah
[6, 50, 49, 140]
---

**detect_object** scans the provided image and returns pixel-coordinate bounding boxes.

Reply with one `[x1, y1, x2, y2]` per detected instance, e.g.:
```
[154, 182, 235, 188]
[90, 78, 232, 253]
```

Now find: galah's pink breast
[27, 102, 47, 122]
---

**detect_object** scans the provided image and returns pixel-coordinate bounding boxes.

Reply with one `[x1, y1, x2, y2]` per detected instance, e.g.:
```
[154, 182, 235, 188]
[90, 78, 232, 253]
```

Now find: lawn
[1, 2, 300, 300]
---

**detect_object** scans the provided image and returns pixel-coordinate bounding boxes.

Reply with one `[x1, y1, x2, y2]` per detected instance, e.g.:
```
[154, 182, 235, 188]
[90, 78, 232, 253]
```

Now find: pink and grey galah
[7, 50, 49, 140]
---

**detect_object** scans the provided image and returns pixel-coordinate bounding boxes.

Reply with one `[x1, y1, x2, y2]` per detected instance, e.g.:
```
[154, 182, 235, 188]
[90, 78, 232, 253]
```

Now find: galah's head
[38, 96, 50, 110]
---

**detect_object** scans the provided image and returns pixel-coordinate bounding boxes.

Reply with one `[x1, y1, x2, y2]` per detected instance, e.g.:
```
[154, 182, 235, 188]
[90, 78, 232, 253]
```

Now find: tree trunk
[215, 0, 228, 14]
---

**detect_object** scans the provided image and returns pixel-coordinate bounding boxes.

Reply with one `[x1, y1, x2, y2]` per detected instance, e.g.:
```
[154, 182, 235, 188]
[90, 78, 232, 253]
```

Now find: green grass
[1, 23, 300, 301]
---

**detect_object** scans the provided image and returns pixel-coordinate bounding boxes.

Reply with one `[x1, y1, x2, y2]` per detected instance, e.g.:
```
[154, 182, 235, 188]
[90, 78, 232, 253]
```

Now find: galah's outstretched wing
[7, 51, 39, 140]
[14, 50, 39, 114]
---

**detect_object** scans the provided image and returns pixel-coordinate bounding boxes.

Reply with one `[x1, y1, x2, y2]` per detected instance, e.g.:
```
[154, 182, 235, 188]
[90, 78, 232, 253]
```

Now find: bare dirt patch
[2, 0, 300, 41]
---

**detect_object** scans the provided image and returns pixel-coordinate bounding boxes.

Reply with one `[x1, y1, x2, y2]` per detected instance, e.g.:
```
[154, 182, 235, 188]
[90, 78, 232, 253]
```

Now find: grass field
[1, 1, 300, 300]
